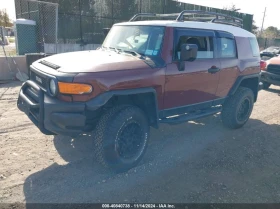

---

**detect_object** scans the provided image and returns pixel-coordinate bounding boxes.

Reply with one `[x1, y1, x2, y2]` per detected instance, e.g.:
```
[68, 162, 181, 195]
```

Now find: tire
[221, 87, 254, 129]
[93, 105, 150, 172]
[262, 82, 271, 90]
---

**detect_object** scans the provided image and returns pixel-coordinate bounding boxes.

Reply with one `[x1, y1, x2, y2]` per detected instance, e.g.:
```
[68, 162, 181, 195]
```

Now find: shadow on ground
[0, 81, 22, 88]
[23, 116, 280, 203]
[264, 86, 280, 94]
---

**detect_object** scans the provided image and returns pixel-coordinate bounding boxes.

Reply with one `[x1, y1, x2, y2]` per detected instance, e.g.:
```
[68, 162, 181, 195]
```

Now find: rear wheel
[262, 82, 271, 90]
[221, 87, 254, 129]
[93, 105, 150, 172]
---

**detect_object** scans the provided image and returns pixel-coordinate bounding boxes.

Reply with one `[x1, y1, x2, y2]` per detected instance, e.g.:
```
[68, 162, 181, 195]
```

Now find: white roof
[15, 19, 36, 26]
[115, 20, 255, 38]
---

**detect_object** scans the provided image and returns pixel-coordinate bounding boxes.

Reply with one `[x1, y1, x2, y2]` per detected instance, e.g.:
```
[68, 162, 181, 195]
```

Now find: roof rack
[129, 10, 243, 28]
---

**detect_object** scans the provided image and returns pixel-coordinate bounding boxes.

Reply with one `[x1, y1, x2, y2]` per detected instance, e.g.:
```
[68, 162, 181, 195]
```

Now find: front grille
[267, 64, 280, 75]
[30, 70, 48, 90]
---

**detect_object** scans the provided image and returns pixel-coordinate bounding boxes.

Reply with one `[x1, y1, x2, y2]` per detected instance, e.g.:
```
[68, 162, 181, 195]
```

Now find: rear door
[215, 31, 239, 98]
[164, 28, 220, 110]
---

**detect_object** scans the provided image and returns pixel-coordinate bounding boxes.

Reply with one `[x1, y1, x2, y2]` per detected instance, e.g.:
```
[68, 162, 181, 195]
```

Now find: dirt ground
[0, 44, 16, 57]
[1, 81, 280, 205]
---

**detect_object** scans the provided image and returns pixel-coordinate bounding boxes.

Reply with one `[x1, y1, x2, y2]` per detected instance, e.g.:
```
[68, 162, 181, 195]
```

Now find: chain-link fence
[56, 0, 253, 45]
[257, 38, 280, 50]
[16, 0, 253, 44]
[0, 26, 5, 56]
[0, 26, 15, 56]
[15, 0, 58, 54]
[14, 0, 253, 54]
[0, 26, 4, 44]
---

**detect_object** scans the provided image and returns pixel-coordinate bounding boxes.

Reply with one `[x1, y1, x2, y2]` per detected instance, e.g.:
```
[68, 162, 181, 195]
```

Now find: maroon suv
[18, 11, 261, 171]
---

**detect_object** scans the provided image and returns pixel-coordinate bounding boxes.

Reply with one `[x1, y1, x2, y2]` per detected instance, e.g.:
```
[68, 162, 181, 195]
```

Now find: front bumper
[17, 80, 87, 136]
[260, 71, 280, 86]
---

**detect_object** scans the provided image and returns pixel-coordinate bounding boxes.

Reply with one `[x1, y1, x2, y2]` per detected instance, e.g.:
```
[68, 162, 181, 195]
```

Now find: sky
[0, 0, 279, 29]
[0, 0, 16, 20]
[177, 0, 280, 29]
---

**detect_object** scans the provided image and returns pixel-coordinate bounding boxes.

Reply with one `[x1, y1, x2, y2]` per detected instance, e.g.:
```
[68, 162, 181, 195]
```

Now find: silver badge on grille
[36, 76, 42, 84]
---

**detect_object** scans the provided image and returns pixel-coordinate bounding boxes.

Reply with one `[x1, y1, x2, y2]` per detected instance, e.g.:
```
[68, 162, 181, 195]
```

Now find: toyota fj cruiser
[18, 11, 261, 171]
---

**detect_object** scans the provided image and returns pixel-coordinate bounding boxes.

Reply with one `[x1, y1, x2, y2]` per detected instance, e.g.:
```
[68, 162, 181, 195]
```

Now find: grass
[8, 37, 15, 43]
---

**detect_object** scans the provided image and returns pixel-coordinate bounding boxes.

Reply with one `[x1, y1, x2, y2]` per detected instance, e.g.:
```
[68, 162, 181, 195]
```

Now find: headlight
[49, 79, 57, 95]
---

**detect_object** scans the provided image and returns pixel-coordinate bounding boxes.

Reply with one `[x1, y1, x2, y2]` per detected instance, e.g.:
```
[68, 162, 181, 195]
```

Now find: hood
[33, 50, 151, 73]
[261, 50, 274, 54]
[261, 47, 280, 54]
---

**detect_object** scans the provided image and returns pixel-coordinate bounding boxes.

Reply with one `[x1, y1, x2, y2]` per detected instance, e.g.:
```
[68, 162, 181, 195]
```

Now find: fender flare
[228, 73, 260, 96]
[86, 87, 159, 127]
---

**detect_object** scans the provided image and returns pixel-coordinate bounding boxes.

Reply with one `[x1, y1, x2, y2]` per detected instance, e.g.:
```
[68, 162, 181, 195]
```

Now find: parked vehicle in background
[260, 56, 280, 89]
[260, 46, 280, 58]
[17, 11, 261, 172]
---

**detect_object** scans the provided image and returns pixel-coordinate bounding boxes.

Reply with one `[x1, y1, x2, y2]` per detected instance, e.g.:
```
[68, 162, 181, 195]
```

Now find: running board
[159, 107, 222, 125]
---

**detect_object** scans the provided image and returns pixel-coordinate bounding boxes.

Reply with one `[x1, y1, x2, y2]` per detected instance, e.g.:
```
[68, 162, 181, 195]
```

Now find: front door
[164, 28, 220, 110]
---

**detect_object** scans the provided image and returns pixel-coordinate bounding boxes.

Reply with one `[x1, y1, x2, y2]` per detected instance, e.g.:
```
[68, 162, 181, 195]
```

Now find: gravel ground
[1, 81, 280, 205]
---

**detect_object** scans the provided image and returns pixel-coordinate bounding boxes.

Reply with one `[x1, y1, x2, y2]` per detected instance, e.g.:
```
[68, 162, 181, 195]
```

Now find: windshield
[103, 25, 165, 56]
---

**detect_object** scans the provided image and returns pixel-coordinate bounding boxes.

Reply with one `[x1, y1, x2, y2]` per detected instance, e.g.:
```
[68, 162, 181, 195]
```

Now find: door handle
[208, 67, 220, 74]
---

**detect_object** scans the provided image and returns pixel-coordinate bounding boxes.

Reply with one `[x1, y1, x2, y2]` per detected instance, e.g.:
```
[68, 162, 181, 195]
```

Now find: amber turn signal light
[58, 82, 92, 95]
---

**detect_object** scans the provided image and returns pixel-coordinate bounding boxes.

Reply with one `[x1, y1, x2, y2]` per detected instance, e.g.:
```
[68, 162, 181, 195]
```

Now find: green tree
[223, 4, 239, 12]
[263, 26, 279, 39]
[0, 9, 13, 27]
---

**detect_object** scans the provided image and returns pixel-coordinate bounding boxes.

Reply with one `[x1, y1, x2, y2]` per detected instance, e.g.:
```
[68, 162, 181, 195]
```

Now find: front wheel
[93, 106, 150, 172]
[221, 87, 254, 129]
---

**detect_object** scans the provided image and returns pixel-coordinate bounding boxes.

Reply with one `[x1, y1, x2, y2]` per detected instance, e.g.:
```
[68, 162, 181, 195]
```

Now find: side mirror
[180, 44, 198, 62]
[177, 44, 198, 71]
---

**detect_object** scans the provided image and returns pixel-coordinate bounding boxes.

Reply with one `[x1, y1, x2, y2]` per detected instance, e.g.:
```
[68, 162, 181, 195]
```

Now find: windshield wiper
[109, 47, 121, 53]
[105, 47, 145, 59]
[101, 46, 120, 53]
[122, 50, 145, 59]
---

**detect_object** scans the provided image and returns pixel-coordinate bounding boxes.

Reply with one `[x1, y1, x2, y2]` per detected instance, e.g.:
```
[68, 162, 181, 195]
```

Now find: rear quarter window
[249, 38, 260, 57]
[219, 37, 237, 58]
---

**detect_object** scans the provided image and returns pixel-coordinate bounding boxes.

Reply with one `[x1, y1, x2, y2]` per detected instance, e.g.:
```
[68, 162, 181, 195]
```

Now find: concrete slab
[0, 56, 28, 81]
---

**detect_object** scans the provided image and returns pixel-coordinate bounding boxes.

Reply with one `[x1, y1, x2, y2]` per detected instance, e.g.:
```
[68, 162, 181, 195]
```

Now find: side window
[174, 29, 215, 60]
[249, 38, 260, 57]
[219, 38, 237, 58]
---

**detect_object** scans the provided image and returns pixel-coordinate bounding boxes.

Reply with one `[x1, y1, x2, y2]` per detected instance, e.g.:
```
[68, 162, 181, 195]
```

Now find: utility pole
[260, 7, 266, 36]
